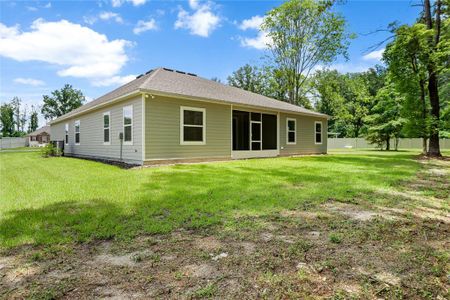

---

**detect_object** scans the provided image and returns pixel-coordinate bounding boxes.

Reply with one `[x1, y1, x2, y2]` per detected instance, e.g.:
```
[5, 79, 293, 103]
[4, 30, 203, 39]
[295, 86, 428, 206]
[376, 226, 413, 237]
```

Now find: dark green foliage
[29, 107, 39, 133]
[312, 67, 385, 138]
[227, 64, 266, 94]
[41, 84, 85, 120]
[365, 83, 405, 150]
[0, 103, 15, 137]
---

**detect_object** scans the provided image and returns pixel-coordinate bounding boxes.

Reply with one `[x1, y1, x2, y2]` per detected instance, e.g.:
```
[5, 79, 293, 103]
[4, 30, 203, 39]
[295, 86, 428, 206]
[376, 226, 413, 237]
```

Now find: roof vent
[136, 74, 144, 79]
[145, 69, 153, 75]
[187, 72, 197, 77]
[175, 70, 186, 74]
[163, 67, 174, 72]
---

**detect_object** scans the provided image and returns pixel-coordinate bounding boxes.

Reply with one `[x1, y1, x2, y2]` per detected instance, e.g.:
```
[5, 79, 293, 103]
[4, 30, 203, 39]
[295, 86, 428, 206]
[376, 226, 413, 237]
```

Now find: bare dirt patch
[1, 158, 449, 299]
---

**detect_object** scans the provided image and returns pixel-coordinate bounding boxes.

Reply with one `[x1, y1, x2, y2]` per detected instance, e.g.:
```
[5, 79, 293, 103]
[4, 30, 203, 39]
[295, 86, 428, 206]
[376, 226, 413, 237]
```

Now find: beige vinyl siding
[51, 95, 143, 164]
[145, 95, 231, 160]
[280, 113, 327, 155]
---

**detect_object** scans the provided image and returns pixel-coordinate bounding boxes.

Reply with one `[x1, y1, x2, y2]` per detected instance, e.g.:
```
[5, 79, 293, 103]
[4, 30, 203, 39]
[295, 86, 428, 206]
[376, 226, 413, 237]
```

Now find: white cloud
[133, 19, 157, 34]
[111, 0, 147, 7]
[239, 15, 264, 31]
[189, 0, 199, 9]
[0, 19, 133, 86]
[84, 11, 124, 25]
[44, 3, 51, 8]
[363, 49, 384, 61]
[238, 15, 270, 50]
[174, 1, 220, 37]
[92, 75, 136, 87]
[26, 6, 38, 11]
[240, 31, 270, 50]
[14, 78, 45, 86]
[83, 15, 97, 25]
[99, 11, 124, 23]
[0, 23, 19, 38]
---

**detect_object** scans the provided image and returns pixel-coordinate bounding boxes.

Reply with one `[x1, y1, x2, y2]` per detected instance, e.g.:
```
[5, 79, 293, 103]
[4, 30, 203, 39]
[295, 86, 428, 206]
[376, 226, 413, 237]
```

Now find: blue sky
[0, 0, 421, 125]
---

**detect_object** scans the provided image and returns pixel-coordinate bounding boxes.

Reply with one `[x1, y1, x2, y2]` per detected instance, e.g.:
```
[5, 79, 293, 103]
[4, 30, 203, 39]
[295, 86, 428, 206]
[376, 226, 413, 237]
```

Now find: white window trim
[123, 105, 133, 146]
[64, 123, 69, 145]
[103, 111, 111, 145]
[180, 106, 206, 145]
[286, 118, 297, 145]
[315, 121, 323, 145]
[74, 120, 80, 145]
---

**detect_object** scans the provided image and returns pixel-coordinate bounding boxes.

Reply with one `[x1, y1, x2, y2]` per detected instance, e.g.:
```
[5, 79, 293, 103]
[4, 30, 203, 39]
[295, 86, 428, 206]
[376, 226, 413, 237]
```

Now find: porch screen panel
[262, 114, 277, 150]
[232, 110, 250, 150]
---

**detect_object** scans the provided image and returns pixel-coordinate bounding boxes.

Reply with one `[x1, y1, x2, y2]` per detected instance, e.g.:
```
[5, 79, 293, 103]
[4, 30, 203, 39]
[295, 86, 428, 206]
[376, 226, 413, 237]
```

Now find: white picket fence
[0, 137, 29, 149]
[328, 138, 450, 150]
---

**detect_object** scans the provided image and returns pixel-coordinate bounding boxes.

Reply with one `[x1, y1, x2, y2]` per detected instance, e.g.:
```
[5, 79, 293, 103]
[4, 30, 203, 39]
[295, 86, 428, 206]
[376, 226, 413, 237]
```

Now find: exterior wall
[279, 113, 328, 155]
[145, 95, 231, 160]
[51, 95, 143, 164]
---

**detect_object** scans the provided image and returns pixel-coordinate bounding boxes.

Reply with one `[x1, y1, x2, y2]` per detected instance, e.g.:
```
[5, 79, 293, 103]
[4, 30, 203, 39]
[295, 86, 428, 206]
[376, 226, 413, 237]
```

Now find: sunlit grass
[0, 150, 427, 248]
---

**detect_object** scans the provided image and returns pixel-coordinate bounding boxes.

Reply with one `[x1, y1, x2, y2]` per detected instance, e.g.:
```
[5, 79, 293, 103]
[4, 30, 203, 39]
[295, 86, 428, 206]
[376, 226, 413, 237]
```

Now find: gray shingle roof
[28, 125, 50, 136]
[52, 68, 327, 124]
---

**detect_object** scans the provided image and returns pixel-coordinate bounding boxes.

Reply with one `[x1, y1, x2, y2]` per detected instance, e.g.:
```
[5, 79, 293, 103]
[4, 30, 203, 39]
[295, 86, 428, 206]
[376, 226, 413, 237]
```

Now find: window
[74, 120, 80, 145]
[65, 123, 69, 144]
[103, 112, 110, 144]
[180, 106, 205, 145]
[315, 121, 322, 144]
[123, 106, 133, 145]
[287, 118, 296, 144]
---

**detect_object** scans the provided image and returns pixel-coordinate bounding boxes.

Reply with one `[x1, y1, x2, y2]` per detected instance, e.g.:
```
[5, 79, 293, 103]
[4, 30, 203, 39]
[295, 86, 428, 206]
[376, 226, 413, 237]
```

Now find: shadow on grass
[0, 152, 421, 249]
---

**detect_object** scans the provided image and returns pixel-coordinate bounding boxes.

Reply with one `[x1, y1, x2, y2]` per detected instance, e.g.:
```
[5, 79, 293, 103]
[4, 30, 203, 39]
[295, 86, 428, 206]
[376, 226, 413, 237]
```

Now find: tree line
[0, 84, 85, 138]
[1, 0, 447, 156]
[227, 0, 448, 156]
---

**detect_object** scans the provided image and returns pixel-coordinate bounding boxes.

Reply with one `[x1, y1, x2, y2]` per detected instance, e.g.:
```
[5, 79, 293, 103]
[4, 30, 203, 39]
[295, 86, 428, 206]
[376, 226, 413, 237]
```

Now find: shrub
[41, 143, 62, 157]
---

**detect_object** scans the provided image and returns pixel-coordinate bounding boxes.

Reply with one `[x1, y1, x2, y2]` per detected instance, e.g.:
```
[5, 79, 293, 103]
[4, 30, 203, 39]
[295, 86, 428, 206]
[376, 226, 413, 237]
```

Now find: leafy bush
[41, 143, 62, 157]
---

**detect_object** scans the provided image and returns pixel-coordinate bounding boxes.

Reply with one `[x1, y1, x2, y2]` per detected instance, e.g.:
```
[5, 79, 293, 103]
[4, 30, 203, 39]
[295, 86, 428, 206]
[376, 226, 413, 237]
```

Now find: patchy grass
[1, 150, 449, 299]
[0, 150, 423, 248]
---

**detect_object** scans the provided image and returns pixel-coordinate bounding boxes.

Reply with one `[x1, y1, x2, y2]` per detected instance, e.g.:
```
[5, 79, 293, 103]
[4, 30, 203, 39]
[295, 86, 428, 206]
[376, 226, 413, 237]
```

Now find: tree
[29, 106, 39, 133]
[227, 64, 266, 94]
[311, 69, 347, 136]
[341, 74, 373, 138]
[262, 0, 352, 107]
[41, 84, 85, 120]
[210, 77, 222, 83]
[422, 0, 445, 156]
[0, 103, 15, 137]
[11, 97, 22, 133]
[383, 24, 430, 154]
[365, 83, 405, 150]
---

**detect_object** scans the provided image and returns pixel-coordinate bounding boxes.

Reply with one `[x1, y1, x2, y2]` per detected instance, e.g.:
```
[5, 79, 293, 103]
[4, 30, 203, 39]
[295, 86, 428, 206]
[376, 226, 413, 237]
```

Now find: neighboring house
[50, 67, 328, 165]
[28, 126, 51, 147]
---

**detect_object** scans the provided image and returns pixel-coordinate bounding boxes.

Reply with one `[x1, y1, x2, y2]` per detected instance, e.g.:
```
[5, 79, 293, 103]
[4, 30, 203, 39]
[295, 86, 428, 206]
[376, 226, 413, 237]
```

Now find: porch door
[250, 113, 262, 151]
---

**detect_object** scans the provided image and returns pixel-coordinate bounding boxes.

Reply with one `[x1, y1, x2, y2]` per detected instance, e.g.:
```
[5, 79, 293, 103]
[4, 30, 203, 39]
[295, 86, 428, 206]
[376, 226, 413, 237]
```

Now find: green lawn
[0, 149, 429, 249]
[1, 150, 449, 299]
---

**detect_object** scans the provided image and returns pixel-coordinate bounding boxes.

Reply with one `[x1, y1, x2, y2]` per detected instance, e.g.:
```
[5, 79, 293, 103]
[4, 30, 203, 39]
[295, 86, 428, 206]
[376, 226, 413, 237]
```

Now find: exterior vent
[187, 73, 197, 77]
[175, 70, 186, 74]
[163, 67, 174, 72]
[145, 69, 153, 75]
[136, 74, 144, 79]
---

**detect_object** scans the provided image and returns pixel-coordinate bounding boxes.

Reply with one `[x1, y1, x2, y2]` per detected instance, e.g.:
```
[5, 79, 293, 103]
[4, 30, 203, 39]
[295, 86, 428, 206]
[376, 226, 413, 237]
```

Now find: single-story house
[50, 67, 328, 165]
[28, 125, 51, 147]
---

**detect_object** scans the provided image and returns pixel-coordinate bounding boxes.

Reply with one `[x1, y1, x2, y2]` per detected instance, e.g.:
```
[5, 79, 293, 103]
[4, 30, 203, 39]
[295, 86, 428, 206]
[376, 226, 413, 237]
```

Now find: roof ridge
[138, 68, 162, 89]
